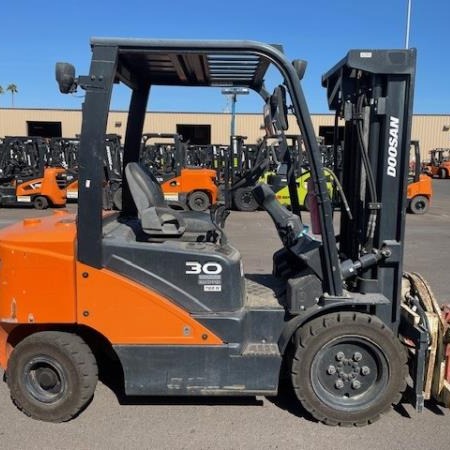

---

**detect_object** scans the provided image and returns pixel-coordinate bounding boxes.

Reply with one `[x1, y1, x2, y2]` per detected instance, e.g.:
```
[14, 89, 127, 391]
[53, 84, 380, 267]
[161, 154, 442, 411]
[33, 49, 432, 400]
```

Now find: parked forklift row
[0, 128, 433, 214]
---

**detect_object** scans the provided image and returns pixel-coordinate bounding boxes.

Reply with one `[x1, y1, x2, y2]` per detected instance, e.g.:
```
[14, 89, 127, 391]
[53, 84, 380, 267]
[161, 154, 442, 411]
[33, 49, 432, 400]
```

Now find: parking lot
[0, 180, 448, 449]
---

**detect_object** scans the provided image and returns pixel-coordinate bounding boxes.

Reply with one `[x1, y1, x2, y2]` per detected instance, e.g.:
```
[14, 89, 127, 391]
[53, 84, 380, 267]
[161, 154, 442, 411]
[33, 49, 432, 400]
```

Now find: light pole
[405, 0, 412, 49]
[221, 87, 249, 136]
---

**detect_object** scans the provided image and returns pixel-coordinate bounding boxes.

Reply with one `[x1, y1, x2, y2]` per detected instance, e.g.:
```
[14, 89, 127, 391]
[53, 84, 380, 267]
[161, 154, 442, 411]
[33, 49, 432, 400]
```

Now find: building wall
[1, 108, 449, 159]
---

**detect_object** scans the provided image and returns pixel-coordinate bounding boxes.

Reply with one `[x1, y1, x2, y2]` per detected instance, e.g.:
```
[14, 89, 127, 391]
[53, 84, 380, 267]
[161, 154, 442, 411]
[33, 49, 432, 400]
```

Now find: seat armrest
[140, 206, 186, 236]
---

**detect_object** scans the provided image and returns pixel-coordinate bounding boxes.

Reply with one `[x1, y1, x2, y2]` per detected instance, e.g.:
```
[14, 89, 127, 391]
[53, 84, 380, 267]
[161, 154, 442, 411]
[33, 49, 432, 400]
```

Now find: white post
[405, 0, 412, 49]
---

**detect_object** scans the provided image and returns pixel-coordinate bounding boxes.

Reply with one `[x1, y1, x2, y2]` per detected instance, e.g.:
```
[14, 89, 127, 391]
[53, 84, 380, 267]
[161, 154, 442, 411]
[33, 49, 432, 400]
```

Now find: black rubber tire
[439, 168, 448, 179]
[233, 187, 258, 212]
[291, 312, 407, 426]
[409, 195, 429, 215]
[7, 331, 98, 422]
[33, 196, 48, 210]
[188, 191, 210, 211]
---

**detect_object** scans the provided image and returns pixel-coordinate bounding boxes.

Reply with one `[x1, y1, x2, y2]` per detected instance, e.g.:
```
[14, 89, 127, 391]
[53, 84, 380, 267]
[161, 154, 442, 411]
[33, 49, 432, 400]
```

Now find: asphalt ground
[0, 181, 449, 449]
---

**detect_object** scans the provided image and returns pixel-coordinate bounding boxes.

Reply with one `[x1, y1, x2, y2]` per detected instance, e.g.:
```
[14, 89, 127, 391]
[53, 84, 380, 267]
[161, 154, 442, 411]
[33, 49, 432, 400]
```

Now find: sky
[0, 0, 448, 114]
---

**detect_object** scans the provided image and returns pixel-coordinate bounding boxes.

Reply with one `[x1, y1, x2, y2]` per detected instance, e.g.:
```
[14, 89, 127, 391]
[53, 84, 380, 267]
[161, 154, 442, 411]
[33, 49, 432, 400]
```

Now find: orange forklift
[0, 137, 66, 209]
[0, 40, 449, 427]
[141, 133, 219, 211]
[423, 148, 450, 179]
[407, 140, 432, 214]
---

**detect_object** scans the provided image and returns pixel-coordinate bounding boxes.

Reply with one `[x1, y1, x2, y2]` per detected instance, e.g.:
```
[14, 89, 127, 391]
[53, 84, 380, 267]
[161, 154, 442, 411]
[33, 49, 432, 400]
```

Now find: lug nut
[336, 351, 345, 361]
[351, 380, 361, 390]
[361, 366, 371, 376]
[327, 365, 337, 375]
[335, 379, 344, 390]
[353, 352, 362, 362]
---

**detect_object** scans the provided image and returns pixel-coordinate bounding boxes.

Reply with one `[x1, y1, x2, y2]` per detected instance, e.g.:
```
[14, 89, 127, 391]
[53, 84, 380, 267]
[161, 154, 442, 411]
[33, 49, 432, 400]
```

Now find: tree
[0, 85, 3, 105]
[6, 84, 18, 107]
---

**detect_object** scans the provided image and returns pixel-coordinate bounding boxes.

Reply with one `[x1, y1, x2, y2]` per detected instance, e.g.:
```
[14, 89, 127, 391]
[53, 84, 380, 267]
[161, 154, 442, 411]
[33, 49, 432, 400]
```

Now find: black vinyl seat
[125, 162, 216, 240]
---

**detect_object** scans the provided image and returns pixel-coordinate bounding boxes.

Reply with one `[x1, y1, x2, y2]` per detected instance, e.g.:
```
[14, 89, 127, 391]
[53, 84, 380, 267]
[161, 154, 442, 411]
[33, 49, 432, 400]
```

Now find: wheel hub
[36, 368, 59, 390]
[311, 338, 388, 410]
[24, 357, 67, 404]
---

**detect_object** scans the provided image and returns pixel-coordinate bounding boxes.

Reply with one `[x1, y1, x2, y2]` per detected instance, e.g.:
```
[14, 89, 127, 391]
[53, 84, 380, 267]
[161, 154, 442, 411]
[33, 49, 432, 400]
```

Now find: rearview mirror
[270, 85, 288, 131]
[292, 59, 307, 80]
[55, 62, 77, 94]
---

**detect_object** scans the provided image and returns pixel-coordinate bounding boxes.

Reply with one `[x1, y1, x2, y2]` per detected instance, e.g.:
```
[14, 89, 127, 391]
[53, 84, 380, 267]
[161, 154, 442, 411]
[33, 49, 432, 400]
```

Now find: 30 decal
[185, 262, 223, 275]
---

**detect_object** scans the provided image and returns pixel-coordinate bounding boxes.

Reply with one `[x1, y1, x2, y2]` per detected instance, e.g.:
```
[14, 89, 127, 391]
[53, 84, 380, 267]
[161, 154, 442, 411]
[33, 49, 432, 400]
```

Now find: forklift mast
[410, 140, 421, 182]
[0, 137, 48, 179]
[322, 49, 416, 327]
[141, 133, 185, 177]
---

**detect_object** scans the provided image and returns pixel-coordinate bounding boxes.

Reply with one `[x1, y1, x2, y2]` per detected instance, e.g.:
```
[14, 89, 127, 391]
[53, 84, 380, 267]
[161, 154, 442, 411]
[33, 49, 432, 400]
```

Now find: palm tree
[0, 85, 4, 105]
[6, 84, 18, 107]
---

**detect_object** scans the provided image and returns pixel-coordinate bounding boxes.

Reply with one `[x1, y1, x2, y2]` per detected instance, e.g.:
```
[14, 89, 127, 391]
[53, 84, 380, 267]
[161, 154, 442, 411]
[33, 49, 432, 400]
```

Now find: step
[242, 343, 280, 357]
[245, 275, 285, 309]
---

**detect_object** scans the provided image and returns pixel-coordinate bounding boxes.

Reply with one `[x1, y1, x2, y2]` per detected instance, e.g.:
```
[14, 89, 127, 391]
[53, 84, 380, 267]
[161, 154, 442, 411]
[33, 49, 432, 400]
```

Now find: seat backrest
[125, 162, 165, 212]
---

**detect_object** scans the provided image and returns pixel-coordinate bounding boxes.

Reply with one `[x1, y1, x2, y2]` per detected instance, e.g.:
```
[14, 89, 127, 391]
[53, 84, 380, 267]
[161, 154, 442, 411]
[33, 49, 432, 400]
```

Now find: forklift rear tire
[291, 312, 407, 426]
[409, 195, 429, 215]
[439, 168, 448, 179]
[233, 187, 258, 212]
[7, 331, 98, 423]
[33, 196, 49, 210]
[188, 191, 210, 211]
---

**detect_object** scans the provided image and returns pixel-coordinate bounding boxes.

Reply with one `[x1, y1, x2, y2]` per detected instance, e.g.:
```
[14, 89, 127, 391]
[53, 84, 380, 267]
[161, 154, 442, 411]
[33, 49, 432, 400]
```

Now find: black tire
[188, 191, 210, 211]
[409, 195, 429, 215]
[439, 168, 448, 179]
[33, 196, 48, 210]
[233, 187, 258, 212]
[7, 331, 98, 422]
[291, 312, 407, 426]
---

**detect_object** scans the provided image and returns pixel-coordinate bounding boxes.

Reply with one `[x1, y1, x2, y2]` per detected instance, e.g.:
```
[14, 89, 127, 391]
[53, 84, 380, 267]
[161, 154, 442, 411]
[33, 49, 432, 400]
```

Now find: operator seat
[125, 162, 216, 241]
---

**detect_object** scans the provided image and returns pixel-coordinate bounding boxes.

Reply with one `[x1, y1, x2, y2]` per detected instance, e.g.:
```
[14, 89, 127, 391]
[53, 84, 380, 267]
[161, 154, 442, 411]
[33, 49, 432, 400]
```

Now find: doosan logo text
[387, 116, 400, 177]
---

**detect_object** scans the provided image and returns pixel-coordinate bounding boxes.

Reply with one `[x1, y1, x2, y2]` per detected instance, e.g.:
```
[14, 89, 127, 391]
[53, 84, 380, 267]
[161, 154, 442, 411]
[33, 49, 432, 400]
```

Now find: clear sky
[0, 0, 448, 114]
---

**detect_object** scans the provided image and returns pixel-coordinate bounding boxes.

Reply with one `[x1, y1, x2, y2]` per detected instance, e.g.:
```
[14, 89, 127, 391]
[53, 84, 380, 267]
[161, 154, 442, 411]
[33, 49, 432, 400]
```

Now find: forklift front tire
[291, 312, 407, 426]
[233, 187, 258, 212]
[409, 195, 429, 215]
[7, 331, 98, 422]
[33, 196, 49, 210]
[439, 168, 448, 179]
[188, 191, 210, 211]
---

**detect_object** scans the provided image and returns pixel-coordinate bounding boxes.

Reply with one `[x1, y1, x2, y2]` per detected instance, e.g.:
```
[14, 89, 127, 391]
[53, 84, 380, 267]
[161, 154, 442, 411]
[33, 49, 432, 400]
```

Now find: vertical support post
[405, 0, 412, 49]
[230, 93, 237, 136]
[121, 83, 151, 217]
[77, 45, 118, 268]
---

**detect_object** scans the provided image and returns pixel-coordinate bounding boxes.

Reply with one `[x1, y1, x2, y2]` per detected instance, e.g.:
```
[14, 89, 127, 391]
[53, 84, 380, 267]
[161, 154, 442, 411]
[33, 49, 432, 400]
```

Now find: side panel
[0, 215, 76, 324]
[407, 175, 432, 200]
[114, 345, 281, 396]
[76, 263, 223, 345]
[161, 168, 218, 202]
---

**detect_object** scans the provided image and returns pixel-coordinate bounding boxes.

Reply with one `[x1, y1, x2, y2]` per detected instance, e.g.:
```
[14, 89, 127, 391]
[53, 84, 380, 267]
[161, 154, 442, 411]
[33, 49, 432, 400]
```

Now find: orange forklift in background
[407, 140, 432, 214]
[0, 137, 66, 209]
[141, 133, 219, 211]
[423, 148, 450, 178]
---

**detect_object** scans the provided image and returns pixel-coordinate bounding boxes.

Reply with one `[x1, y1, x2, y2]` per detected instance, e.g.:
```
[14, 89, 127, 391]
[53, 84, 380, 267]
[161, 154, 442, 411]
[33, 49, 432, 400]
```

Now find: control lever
[210, 202, 230, 245]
